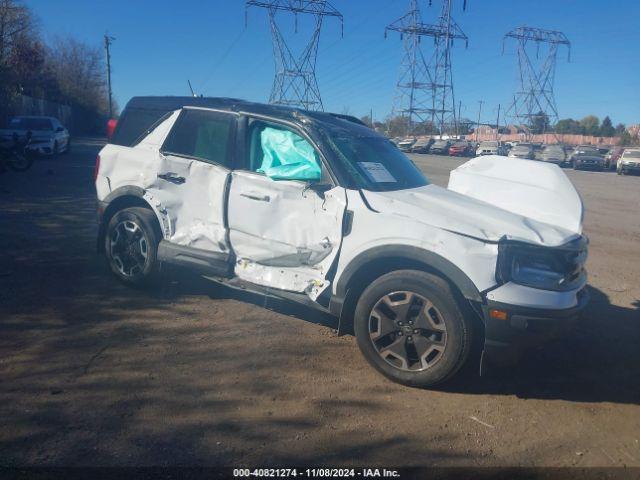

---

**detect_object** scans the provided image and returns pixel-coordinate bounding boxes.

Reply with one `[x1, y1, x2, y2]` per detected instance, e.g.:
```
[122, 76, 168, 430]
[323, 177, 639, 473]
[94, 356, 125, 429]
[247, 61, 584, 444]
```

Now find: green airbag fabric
[258, 127, 321, 181]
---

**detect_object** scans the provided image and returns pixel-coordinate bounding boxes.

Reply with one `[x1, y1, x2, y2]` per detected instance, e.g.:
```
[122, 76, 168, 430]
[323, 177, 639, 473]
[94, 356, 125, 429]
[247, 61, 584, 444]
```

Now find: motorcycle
[0, 132, 35, 173]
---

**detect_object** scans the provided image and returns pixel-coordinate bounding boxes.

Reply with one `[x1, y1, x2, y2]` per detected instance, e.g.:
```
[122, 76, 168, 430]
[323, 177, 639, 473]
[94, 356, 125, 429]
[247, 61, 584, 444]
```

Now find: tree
[0, 0, 34, 64]
[530, 111, 550, 134]
[359, 115, 372, 128]
[615, 123, 626, 136]
[619, 130, 633, 146]
[600, 116, 615, 137]
[0, 0, 36, 119]
[580, 115, 600, 136]
[385, 115, 411, 138]
[555, 118, 582, 134]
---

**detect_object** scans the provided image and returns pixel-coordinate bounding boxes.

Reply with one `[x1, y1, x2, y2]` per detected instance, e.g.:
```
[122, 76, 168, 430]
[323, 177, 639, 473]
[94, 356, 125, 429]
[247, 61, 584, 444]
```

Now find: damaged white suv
[95, 97, 589, 387]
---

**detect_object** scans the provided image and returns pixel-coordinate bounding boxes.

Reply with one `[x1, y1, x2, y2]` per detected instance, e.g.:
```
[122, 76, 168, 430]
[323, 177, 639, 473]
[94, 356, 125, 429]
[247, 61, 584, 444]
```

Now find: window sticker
[357, 162, 397, 183]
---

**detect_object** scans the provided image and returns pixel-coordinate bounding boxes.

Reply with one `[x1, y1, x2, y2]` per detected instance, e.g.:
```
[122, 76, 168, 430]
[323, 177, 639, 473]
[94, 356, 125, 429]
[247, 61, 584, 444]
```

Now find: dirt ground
[0, 139, 638, 467]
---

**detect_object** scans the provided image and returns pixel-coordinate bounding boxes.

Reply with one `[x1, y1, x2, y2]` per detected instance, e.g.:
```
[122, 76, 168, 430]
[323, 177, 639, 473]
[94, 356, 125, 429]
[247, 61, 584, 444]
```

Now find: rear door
[227, 117, 346, 299]
[149, 107, 236, 261]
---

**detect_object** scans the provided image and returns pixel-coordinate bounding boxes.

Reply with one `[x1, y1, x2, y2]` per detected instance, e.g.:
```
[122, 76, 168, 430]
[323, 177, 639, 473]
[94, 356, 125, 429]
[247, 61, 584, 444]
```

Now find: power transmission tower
[503, 26, 570, 136]
[245, 1, 343, 111]
[385, 0, 467, 136]
[104, 34, 115, 118]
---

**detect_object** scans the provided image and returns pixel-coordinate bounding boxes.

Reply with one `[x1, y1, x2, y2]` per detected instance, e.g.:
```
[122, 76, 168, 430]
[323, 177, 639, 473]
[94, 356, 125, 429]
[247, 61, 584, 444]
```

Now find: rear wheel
[354, 270, 473, 388]
[105, 207, 161, 287]
[7, 149, 34, 172]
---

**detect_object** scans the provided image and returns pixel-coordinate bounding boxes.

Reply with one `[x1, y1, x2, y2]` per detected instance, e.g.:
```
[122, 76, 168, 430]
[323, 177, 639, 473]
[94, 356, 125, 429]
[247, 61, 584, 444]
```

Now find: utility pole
[475, 100, 483, 142]
[495, 103, 501, 140]
[104, 34, 115, 118]
[457, 100, 462, 137]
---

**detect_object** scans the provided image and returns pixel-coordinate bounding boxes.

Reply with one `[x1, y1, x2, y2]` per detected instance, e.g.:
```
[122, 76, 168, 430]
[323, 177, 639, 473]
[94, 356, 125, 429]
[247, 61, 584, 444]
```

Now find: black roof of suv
[111, 96, 367, 147]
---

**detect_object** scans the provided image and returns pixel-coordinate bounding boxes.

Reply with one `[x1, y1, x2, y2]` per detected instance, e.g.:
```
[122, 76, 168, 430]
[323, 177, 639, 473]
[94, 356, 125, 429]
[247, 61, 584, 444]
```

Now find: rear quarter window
[111, 108, 173, 146]
[162, 109, 235, 167]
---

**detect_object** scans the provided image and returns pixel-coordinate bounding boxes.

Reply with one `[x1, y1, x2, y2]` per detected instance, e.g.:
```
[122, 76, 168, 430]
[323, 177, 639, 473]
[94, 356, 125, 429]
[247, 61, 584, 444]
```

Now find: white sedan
[0, 116, 70, 155]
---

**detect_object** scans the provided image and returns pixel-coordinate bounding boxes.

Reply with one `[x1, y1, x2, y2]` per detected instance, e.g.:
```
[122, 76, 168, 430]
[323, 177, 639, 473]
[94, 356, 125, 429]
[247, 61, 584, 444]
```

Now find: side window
[246, 120, 321, 181]
[162, 109, 234, 167]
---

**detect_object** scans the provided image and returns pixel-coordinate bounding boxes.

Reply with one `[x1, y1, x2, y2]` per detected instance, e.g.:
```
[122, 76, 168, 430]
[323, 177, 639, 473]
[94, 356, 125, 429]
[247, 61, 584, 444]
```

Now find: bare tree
[0, 0, 34, 64]
[47, 36, 108, 114]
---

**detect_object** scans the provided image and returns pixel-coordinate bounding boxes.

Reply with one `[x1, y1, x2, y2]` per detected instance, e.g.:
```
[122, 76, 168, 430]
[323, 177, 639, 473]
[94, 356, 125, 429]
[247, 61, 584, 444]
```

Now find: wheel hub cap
[368, 291, 448, 372]
[109, 220, 148, 277]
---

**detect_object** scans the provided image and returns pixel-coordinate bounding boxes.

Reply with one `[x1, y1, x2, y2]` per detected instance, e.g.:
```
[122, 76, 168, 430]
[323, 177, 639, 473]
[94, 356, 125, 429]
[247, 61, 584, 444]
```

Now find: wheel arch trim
[331, 245, 483, 325]
[97, 186, 170, 253]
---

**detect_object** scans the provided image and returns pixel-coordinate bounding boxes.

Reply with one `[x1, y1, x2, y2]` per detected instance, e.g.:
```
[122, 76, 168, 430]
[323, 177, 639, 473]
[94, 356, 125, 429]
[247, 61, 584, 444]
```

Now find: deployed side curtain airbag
[258, 127, 321, 181]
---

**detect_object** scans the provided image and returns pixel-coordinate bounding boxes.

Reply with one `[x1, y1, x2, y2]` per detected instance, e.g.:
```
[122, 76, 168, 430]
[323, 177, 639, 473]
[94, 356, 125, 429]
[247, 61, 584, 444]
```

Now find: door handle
[157, 172, 186, 185]
[240, 192, 270, 202]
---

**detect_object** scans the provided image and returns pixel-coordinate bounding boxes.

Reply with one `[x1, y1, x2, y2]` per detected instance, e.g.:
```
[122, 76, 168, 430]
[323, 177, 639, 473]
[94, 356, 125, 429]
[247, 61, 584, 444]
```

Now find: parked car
[605, 147, 624, 169]
[429, 139, 451, 155]
[448, 141, 473, 157]
[508, 143, 535, 160]
[617, 148, 640, 175]
[569, 145, 598, 163]
[0, 116, 70, 156]
[96, 96, 589, 388]
[410, 137, 434, 154]
[476, 141, 507, 156]
[397, 137, 416, 152]
[573, 152, 605, 171]
[538, 144, 567, 166]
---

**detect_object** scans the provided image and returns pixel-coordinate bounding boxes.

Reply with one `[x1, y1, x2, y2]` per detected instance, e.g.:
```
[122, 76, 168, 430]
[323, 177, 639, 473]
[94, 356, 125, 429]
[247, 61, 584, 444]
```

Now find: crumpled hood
[363, 185, 578, 246]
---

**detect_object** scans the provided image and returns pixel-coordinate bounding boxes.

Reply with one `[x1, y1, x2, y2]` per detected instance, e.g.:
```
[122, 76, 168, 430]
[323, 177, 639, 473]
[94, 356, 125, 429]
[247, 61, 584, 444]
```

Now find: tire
[354, 270, 473, 388]
[63, 138, 70, 154]
[53, 141, 59, 156]
[105, 207, 161, 287]
[7, 150, 34, 172]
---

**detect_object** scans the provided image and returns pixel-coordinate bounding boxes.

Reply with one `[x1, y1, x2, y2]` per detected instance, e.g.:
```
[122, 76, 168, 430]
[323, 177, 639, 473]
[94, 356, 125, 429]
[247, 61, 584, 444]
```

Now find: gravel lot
[0, 139, 638, 467]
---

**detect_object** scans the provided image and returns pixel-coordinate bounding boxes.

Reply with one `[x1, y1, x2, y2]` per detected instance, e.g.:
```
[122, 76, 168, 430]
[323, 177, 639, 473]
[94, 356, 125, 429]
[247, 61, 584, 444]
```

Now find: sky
[23, 0, 640, 125]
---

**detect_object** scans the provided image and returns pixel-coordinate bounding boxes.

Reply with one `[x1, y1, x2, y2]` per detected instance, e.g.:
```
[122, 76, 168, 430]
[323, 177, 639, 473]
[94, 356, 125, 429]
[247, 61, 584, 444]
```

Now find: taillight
[94, 154, 101, 182]
[106, 119, 117, 140]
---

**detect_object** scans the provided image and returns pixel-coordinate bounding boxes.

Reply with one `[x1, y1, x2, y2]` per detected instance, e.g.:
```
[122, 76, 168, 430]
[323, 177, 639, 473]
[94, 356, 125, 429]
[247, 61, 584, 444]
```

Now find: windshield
[8, 117, 53, 131]
[623, 150, 640, 158]
[543, 146, 563, 152]
[512, 146, 530, 152]
[328, 135, 429, 192]
[480, 141, 497, 148]
[433, 140, 448, 147]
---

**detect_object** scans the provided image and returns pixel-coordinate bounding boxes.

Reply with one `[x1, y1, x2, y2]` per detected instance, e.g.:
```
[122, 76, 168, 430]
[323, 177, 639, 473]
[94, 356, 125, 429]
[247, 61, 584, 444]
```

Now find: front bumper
[25, 142, 54, 155]
[482, 286, 590, 366]
[620, 162, 640, 171]
[574, 160, 604, 170]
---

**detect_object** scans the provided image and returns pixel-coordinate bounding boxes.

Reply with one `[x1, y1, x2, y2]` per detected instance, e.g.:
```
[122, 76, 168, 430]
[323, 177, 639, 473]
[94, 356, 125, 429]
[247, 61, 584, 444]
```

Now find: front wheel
[7, 150, 34, 172]
[105, 207, 161, 287]
[354, 270, 473, 388]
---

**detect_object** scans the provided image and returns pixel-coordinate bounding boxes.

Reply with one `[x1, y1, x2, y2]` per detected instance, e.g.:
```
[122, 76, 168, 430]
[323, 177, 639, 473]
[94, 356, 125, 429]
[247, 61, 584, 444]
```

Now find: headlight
[496, 238, 587, 291]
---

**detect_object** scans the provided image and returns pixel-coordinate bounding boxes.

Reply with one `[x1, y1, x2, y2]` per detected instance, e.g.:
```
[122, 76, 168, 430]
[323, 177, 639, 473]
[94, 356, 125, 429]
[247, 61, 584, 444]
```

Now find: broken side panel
[227, 170, 347, 297]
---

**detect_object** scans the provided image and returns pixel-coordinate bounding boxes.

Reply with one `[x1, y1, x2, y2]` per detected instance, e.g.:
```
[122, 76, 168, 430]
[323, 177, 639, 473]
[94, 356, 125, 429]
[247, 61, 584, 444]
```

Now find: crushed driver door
[227, 118, 346, 300]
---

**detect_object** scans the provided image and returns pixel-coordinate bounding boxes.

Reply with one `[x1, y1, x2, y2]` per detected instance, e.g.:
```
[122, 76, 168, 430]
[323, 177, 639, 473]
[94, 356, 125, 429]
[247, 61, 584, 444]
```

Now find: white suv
[95, 97, 589, 387]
